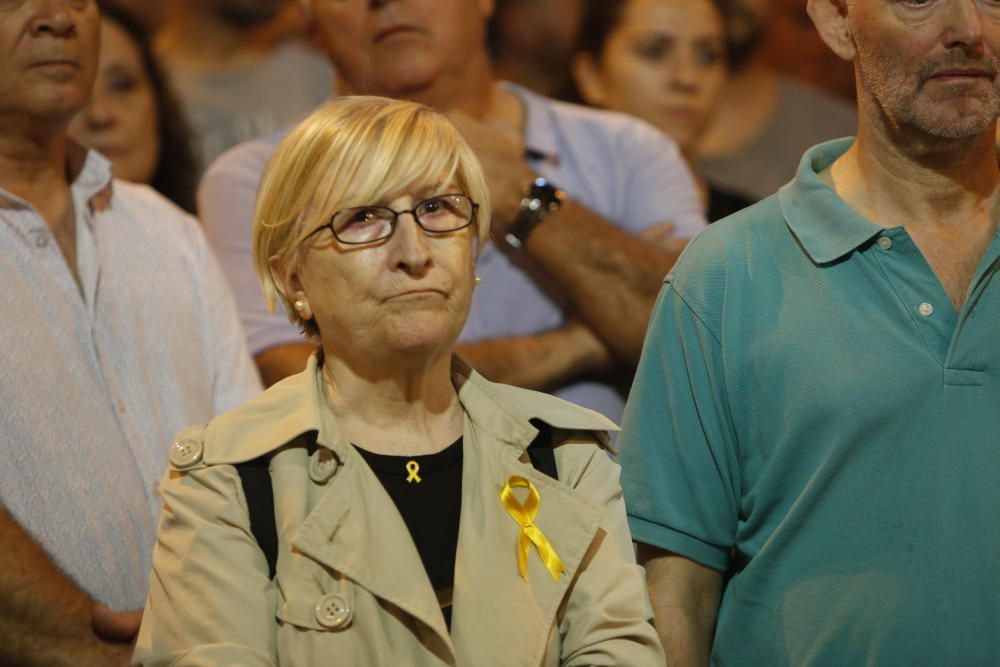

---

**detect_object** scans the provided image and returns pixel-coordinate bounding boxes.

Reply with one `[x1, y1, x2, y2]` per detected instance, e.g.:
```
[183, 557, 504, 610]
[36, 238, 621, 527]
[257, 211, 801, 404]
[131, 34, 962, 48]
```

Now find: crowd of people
[1, 0, 997, 666]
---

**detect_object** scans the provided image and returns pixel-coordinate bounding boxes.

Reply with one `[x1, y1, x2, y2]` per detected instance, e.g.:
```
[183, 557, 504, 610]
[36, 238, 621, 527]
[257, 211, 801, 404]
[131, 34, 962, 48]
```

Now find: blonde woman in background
[133, 96, 664, 667]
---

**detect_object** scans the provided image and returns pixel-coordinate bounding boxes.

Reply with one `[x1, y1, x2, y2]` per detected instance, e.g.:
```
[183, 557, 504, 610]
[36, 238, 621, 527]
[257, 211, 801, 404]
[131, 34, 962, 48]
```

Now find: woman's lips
[375, 25, 422, 43]
[385, 289, 446, 301]
[662, 106, 701, 123]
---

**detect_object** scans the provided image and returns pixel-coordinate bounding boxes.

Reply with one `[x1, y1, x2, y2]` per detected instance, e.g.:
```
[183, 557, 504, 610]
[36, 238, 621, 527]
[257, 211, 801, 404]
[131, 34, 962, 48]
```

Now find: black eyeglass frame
[304, 193, 480, 246]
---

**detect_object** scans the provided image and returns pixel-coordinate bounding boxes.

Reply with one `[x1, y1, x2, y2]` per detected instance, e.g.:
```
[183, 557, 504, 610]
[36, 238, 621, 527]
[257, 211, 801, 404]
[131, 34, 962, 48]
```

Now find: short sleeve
[189, 223, 263, 412]
[619, 121, 707, 237]
[198, 137, 304, 356]
[617, 282, 739, 572]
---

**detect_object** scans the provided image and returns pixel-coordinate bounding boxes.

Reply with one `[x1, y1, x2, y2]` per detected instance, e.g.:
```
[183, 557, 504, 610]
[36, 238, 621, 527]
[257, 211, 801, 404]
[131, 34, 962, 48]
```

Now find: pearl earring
[474, 275, 483, 286]
[293, 299, 307, 313]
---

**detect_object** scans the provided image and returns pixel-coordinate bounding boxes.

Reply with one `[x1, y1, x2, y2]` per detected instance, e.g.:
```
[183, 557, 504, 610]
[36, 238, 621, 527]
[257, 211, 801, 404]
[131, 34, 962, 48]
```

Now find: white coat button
[309, 448, 339, 484]
[169, 438, 203, 469]
[315, 594, 352, 629]
[34, 234, 48, 248]
[918, 302, 934, 317]
[877, 236, 893, 250]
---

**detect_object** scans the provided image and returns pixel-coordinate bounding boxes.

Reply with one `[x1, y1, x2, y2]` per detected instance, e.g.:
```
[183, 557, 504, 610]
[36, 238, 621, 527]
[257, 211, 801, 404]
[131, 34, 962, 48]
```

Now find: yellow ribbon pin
[500, 476, 565, 582]
[405, 461, 422, 484]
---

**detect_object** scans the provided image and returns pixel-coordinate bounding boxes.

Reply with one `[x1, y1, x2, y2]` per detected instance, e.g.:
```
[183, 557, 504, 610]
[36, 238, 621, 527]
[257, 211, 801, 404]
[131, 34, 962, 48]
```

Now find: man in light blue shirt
[199, 0, 705, 425]
[618, 1, 1000, 665]
[0, 2, 260, 665]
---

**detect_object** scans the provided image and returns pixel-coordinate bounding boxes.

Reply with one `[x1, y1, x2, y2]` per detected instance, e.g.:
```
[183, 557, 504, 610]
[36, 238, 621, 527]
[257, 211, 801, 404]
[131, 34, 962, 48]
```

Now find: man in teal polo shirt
[618, 0, 1000, 665]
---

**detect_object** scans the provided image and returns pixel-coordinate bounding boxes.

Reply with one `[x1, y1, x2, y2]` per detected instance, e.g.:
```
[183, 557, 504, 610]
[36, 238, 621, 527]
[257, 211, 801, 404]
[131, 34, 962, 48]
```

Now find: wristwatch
[504, 177, 564, 249]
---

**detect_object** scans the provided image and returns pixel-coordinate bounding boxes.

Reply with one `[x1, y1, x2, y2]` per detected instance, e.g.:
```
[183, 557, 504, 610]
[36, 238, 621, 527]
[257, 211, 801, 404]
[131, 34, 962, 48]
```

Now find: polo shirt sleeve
[618, 281, 739, 572]
[192, 222, 264, 412]
[198, 140, 304, 356]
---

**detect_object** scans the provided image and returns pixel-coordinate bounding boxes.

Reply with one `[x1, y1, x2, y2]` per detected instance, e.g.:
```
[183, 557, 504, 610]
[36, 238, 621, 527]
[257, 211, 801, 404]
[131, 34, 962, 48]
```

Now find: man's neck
[830, 109, 1000, 229]
[156, 3, 277, 70]
[0, 117, 71, 208]
[0, 117, 81, 287]
[341, 51, 498, 121]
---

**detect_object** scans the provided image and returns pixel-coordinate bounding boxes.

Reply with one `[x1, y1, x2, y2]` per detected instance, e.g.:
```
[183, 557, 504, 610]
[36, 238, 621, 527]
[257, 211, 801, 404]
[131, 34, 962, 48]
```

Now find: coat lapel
[290, 452, 458, 662]
[448, 379, 605, 666]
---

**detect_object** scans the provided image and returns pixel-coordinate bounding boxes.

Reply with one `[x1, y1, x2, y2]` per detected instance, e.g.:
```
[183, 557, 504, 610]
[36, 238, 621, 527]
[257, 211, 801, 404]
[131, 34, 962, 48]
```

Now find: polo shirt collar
[778, 138, 883, 265]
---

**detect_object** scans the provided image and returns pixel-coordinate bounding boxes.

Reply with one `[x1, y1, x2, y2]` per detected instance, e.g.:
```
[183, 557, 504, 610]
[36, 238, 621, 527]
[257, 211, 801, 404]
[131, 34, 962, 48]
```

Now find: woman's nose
[668, 54, 700, 93]
[390, 212, 433, 274]
[84, 92, 115, 128]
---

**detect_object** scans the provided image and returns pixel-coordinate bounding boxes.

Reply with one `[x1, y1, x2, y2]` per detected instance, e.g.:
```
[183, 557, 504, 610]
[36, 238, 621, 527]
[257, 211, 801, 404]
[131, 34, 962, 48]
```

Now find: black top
[707, 183, 755, 223]
[355, 438, 463, 628]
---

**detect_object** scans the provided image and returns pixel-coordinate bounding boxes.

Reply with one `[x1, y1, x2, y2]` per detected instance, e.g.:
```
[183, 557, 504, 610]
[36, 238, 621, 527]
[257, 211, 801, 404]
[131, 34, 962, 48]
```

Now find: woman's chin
[381, 315, 461, 356]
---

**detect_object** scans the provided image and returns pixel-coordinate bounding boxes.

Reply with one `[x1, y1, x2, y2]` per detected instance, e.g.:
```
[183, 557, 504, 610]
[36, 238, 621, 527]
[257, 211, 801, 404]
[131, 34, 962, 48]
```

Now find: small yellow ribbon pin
[405, 461, 422, 484]
[500, 476, 565, 582]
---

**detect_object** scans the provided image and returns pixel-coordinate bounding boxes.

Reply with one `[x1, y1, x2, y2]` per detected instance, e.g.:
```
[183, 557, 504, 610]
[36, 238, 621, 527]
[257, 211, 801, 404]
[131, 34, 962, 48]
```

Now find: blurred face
[851, 0, 1000, 140]
[108, 0, 165, 30]
[575, 0, 728, 151]
[0, 0, 100, 123]
[69, 18, 160, 183]
[309, 0, 493, 97]
[295, 186, 477, 357]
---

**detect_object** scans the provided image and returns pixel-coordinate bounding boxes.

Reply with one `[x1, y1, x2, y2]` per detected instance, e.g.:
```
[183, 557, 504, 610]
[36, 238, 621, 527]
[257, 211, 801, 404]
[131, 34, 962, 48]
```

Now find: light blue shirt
[619, 138, 1000, 665]
[0, 151, 261, 609]
[200, 83, 705, 424]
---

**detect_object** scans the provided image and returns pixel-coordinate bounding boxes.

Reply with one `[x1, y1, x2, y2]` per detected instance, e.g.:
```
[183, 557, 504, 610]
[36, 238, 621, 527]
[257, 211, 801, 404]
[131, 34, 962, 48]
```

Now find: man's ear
[808, 0, 857, 62]
[570, 52, 610, 109]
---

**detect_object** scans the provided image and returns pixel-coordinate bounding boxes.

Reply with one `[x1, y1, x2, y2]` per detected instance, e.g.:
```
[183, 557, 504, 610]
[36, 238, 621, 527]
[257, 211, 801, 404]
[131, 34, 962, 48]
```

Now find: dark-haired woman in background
[70, 2, 198, 213]
[570, 0, 753, 222]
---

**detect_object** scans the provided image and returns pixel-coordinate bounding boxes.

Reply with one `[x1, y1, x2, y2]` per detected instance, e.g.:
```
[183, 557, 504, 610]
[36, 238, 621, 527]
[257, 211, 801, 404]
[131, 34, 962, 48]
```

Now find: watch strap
[505, 177, 564, 249]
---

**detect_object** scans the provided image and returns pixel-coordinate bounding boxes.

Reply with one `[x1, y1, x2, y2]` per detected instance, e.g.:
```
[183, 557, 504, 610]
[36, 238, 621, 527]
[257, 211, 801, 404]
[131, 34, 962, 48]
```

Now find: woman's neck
[320, 347, 465, 456]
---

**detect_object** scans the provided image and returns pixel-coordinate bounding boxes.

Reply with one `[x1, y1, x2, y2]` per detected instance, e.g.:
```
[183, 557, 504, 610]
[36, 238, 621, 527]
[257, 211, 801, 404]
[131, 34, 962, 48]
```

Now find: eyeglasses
[306, 193, 479, 246]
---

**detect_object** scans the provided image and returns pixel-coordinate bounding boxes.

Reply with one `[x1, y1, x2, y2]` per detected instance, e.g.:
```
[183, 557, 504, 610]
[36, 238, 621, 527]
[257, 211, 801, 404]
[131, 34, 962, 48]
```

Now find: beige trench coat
[133, 355, 664, 666]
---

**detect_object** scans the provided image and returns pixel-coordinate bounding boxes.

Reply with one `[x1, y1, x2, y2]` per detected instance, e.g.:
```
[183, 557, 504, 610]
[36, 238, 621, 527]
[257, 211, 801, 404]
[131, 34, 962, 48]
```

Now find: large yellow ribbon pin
[500, 476, 565, 582]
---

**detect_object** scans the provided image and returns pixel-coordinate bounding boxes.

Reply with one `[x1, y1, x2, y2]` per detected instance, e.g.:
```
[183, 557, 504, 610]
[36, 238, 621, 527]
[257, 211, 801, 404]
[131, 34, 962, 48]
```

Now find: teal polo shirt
[619, 138, 1000, 666]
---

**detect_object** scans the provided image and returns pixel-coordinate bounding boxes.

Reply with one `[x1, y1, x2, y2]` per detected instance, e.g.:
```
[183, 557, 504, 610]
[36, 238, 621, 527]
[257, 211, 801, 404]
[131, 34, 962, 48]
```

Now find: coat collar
[204, 353, 618, 466]
[215, 353, 616, 664]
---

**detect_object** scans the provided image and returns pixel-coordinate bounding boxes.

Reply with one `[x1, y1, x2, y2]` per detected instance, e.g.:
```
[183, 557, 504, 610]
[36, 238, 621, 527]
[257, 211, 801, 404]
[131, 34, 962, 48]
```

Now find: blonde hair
[252, 96, 492, 337]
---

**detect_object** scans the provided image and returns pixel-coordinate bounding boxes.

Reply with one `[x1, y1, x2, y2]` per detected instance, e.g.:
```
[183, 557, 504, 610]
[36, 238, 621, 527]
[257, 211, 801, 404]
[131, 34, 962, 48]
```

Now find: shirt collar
[0, 144, 114, 214]
[499, 81, 561, 166]
[778, 137, 883, 264]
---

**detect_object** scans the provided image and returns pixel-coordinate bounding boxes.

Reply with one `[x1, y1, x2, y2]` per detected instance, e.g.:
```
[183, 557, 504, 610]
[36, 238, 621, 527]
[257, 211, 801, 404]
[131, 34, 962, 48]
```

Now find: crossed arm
[0, 507, 134, 667]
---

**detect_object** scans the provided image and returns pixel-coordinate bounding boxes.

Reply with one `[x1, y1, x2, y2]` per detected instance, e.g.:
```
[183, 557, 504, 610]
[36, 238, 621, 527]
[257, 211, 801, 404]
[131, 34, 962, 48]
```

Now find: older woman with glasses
[132, 96, 663, 667]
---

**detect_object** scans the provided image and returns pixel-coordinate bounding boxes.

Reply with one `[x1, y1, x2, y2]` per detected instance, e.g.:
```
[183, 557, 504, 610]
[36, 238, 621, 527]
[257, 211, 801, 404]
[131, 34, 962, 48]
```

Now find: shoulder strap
[235, 455, 279, 579]
[526, 420, 558, 481]
[235, 426, 558, 580]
